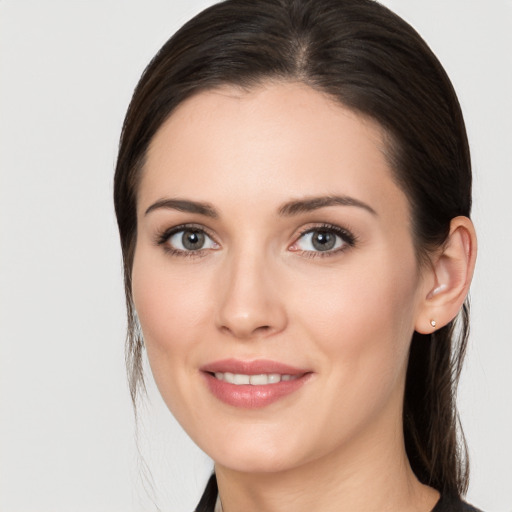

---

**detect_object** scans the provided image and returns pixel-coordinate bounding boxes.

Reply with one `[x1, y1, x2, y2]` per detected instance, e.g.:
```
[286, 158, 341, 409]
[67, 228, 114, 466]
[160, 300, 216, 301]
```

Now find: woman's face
[132, 82, 430, 473]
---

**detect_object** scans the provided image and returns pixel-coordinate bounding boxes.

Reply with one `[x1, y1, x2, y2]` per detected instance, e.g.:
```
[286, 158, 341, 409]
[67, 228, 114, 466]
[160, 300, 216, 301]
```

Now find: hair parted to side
[114, 0, 472, 503]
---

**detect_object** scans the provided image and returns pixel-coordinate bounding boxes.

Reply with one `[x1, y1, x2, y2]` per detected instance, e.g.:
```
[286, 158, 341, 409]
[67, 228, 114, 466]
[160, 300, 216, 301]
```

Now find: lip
[200, 358, 313, 409]
[200, 358, 308, 375]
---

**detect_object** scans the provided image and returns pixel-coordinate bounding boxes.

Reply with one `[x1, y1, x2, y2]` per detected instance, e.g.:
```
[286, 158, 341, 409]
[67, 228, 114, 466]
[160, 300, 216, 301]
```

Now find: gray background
[1, 1, 511, 511]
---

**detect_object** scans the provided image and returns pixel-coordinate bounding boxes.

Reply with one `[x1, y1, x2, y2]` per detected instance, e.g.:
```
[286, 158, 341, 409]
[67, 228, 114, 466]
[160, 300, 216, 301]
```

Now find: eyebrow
[144, 194, 377, 218]
[145, 198, 218, 218]
[278, 195, 377, 216]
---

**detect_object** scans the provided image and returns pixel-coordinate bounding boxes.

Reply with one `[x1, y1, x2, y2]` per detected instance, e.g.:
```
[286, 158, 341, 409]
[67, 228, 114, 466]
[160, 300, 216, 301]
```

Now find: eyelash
[155, 224, 219, 259]
[291, 223, 357, 259]
[154, 223, 357, 258]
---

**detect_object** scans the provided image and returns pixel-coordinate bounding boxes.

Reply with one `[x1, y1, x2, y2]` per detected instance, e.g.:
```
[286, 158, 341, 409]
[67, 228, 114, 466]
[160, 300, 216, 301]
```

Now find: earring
[430, 320, 437, 328]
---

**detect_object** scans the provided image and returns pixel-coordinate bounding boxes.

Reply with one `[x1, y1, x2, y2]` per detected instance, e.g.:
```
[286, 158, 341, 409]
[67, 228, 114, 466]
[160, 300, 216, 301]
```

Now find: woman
[114, 0, 480, 510]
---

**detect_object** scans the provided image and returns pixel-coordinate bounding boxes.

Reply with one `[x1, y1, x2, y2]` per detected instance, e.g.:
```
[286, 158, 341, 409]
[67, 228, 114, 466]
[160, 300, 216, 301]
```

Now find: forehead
[139, 82, 408, 220]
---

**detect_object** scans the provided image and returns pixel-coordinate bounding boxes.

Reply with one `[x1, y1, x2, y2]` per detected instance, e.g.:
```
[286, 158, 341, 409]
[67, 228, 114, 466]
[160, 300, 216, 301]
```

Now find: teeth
[232, 373, 250, 385]
[213, 372, 298, 385]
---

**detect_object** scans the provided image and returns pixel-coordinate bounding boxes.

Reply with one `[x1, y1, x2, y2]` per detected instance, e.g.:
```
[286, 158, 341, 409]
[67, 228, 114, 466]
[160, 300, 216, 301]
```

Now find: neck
[215, 422, 439, 512]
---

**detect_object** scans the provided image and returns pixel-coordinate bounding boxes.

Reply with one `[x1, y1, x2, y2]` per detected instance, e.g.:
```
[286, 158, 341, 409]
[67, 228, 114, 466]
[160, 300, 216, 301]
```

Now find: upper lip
[200, 358, 310, 375]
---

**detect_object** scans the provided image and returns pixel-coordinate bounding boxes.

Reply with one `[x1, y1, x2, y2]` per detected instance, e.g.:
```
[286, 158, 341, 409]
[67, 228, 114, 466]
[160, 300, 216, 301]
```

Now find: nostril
[219, 323, 274, 339]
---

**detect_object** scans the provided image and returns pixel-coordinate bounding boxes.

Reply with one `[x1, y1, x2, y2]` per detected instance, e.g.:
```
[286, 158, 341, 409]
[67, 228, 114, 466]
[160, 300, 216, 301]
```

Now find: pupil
[182, 230, 205, 250]
[312, 231, 335, 251]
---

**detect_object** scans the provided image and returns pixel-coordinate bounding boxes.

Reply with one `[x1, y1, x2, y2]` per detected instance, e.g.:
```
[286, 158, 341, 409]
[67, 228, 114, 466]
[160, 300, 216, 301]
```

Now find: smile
[212, 372, 299, 385]
[200, 359, 312, 408]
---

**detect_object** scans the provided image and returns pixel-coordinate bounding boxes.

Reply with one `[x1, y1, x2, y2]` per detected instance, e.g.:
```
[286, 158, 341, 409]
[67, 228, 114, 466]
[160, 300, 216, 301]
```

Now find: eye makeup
[289, 223, 357, 258]
[154, 223, 219, 258]
[153, 220, 358, 260]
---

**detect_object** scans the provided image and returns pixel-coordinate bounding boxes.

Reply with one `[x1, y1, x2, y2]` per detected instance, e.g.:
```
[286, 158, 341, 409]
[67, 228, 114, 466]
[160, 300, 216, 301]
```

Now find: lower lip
[202, 372, 311, 409]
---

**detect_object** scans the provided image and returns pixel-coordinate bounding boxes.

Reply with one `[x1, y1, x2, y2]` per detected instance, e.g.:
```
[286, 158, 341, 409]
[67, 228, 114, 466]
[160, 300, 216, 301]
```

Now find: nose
[215, 251, 288, 340]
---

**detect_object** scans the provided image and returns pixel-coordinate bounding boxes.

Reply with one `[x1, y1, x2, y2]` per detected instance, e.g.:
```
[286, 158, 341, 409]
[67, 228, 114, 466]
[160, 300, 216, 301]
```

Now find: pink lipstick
[200, 359, 312, 409]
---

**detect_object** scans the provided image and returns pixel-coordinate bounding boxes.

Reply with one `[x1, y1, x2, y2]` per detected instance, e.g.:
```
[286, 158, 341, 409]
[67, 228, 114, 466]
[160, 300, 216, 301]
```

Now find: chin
[214, 449, 298, 474]
[199, 425, 314, 474]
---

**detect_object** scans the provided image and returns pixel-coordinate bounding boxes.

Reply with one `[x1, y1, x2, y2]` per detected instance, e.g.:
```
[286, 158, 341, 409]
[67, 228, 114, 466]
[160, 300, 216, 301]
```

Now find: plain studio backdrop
[0, 1, 510, 511]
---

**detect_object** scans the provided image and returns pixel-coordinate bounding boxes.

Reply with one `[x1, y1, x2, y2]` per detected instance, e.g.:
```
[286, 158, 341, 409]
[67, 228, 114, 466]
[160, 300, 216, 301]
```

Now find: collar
[214, 494, 223, 512]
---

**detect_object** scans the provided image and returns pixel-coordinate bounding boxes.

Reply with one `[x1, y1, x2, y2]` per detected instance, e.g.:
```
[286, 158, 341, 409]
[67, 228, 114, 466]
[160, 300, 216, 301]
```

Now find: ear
[415, 216, 477, 334]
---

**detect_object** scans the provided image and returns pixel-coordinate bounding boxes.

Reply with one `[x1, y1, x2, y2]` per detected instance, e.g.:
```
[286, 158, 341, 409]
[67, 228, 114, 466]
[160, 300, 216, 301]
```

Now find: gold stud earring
[430, 320, 437, 328]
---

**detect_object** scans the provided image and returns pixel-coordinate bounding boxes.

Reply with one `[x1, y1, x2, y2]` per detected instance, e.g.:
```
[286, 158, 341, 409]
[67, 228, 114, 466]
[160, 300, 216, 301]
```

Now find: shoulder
[432, 494, 484, 512]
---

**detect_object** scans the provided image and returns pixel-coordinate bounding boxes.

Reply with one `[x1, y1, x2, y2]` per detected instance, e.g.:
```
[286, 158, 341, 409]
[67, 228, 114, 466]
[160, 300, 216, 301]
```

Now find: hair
[114, 0, 472, 508]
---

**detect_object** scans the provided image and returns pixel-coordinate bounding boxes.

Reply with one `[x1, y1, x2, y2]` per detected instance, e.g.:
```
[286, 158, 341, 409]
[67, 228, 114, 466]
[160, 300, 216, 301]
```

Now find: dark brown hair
[114, 0, 471, 507]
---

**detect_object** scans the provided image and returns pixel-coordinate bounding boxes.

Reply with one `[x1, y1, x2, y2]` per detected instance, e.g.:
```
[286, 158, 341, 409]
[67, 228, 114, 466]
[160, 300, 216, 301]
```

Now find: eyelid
[154, 223, 220, 255]
[289, 223, 357, 255]
[153, 222, 356, 258]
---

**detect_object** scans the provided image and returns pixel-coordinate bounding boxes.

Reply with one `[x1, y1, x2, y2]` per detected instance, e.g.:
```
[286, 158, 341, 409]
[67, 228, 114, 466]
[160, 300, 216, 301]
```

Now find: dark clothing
[432, 494, 483, 512]
[195, 473, 484, 511]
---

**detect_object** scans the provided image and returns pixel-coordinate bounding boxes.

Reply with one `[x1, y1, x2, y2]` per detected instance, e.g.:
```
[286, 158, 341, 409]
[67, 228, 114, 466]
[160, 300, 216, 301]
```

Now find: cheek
[132, 242, 212, 335]
[131, 248, 213, 392]
[294, 251, 420, 392]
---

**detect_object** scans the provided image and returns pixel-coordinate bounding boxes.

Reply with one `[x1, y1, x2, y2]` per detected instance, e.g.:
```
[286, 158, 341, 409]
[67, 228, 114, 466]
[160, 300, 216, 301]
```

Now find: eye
[157, 226, 219, 254]
[290, 225, 355, 255]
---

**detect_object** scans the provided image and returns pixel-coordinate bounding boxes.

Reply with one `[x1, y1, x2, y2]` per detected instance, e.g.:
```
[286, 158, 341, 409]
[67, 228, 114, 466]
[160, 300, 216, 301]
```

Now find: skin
[131, 82, 475, 511]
